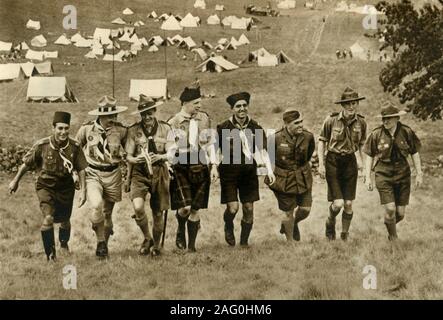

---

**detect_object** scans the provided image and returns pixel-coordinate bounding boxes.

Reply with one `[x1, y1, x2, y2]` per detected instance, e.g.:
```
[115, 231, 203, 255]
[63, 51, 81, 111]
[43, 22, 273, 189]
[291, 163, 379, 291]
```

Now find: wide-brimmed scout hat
[334, 87, 366, 104]
[88, 95, 128, 116]
[283, 109, 303, 123]
[131, 94, 164, 115]
[376, 100, 407, 118]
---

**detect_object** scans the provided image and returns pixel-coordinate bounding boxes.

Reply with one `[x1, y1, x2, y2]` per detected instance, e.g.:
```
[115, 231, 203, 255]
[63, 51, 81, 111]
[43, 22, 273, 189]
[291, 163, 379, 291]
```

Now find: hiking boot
[151, 248, 161, 257]
[325, 218, 336, 240]
[96, 241, 108, 259]
[41, 229, 56, 261]
[139, 239, 154, 255]
[187, 220, 200, 252]
[340, 232, 349, 241]
[293, 223, 301, 241]
[224, 212, 236, 246]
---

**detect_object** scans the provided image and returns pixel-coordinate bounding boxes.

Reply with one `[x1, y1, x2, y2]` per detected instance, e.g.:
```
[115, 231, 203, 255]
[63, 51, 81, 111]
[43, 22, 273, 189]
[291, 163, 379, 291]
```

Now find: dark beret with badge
[226, 92, 251, 108]
[179, 87, 201, 104]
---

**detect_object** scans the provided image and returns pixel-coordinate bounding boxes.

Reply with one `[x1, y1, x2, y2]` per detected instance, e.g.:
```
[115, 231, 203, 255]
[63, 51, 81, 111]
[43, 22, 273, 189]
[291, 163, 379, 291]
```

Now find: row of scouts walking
[8, 86, 423, 261]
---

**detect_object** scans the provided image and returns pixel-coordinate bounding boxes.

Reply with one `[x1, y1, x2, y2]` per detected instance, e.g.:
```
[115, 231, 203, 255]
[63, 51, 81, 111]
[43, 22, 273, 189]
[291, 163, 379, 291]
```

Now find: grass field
[0, 0, 442, 299]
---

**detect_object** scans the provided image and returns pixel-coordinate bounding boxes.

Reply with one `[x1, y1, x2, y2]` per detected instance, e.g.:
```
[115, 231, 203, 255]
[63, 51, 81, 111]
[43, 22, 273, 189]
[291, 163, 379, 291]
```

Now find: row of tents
[0, 61, 53, 81]
[335, 2, 383, 14]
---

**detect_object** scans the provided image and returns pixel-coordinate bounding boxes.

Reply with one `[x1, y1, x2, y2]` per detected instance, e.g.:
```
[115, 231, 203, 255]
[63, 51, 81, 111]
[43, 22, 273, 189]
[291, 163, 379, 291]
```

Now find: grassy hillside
[0, 0, 442, 299]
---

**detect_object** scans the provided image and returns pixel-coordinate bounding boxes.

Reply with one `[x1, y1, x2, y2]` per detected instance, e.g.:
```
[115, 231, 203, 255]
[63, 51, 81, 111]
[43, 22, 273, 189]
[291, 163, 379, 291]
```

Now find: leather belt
[89, 164, 119, 172]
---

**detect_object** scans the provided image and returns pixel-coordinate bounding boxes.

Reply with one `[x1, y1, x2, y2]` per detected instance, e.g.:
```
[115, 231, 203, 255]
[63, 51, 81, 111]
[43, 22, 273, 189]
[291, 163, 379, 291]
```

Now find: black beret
[226, 92, 250, 108]
[53, 111, 71, 125]
[179, 87, 201, 103]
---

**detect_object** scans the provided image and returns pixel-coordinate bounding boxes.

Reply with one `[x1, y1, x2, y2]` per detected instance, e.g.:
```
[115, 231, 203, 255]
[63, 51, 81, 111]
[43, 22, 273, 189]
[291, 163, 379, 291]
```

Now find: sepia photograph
[0, 0, 442, 304]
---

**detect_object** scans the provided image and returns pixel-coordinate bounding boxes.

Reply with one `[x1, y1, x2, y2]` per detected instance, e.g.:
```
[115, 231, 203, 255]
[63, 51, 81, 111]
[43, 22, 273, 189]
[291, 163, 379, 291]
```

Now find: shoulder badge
[69, 138, 80, 147]
[36, 136, 51, 146]
[330, 112, 339, 117]
[357, 114, 365, 119]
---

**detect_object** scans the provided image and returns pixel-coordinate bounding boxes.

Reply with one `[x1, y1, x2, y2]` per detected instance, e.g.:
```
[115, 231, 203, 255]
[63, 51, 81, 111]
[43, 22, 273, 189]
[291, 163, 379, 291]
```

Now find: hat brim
[376, 110, 407, 118]
[130, 101, 164, 115]
[334, 96, 366, 104]
[88, 106, 128, 116]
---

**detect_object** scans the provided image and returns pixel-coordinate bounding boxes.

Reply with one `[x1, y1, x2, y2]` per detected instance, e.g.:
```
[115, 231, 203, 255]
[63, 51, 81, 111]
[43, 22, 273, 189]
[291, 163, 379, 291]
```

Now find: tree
[376, 0, 442, 120]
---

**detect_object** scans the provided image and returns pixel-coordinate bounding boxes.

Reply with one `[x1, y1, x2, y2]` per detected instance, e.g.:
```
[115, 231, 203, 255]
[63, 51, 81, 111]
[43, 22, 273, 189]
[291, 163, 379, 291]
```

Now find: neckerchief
[141, 119, 158, 153]
[94, 119, 112, 161]
[230, 116, 253, 159]
[49, 136, 73, 173]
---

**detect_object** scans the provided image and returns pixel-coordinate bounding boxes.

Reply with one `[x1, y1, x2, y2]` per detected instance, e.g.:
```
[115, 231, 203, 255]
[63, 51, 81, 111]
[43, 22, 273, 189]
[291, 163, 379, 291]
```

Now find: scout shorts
[36, 176, 75, 223]
[374, 161, 411, 205]
[130, 164, 170, 212]
[325, 152, 358, 201]
[219, 164, 260, 204]
[170, 164, 210, 210]
[272, 189, 313, 212]
[85, 166, 122, 203]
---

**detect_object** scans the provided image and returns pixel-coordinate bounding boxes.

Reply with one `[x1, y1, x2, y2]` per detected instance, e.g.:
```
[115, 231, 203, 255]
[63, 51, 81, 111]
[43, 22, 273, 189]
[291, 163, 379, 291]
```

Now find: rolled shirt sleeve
[362, 132, 377, 157]
[74, 145, 88, 172]
[407, 129, 421, 155]
[22, 142, 42, 170]
[319, 117, 332, 142]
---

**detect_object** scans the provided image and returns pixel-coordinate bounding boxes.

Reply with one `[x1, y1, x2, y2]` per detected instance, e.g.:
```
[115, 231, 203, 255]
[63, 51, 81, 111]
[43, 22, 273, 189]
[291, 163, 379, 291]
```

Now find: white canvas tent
[70, 33, 83, 43]
[31, 35, 47, 48]
[43, 51, 58, 59]
[134, 21, 145, 27]
[112, 18, 127, 25]
[34, 61, 54, 75]
[20, 62, 38, 77]
[93, 47, 104, 55]
[238, 34, 250, 45]
[231, 18, 249, 30]
[179, 37, 197, 50]
[148, 11, 158, 18]
[123, 8, 134, 15]
[191, 48, 208, 61]
[54, 35, 71, 45]
[161, 16, 183, 31]
[202, 41, 213, 49]
[258, 54, 278, 67]
[0, 64, 25, 82]
[0, 41, 12, 52]
[129, 79, 168, 101]
[180, 13, 199, 27]
[196, 56, 239, 73]
[276, 50, 294, 63]
[148, 45, 159, 52]
[85, 51, 98, 59]
[171, 34, 184, 44]
[27, 76, 78, 102]
[26, 19, 41, 30]
[215, 4, 225, 11]
[129, 34, 140, 44]
[194, 0, 206, 9]
[15, 42, 29, 51]
[249, 47, 272, 61]
[25, 49, 44, 61]
[158, 13, 170, 21]
[93, 28, 112, 45]
[103, 54, 123, 62]
[278, 0, 296, 9]
[149, 36, 164, 46]
[207, 14, 220, 25]
[74, 38, 93, 48]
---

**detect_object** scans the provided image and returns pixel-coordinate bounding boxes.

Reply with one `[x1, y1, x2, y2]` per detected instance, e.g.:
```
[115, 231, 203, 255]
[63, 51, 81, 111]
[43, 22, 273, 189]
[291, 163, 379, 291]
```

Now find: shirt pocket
[277, 144, 292, 161]
[43, 154, 58, 172]
[331, 127, 344, 141]
[154, 137, 167, 153]
[351, 127, 362, 144]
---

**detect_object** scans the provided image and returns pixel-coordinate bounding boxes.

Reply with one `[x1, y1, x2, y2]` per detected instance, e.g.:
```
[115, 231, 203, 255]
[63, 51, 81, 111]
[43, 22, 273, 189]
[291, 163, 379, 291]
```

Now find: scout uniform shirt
[363, 122, 421, 164]
[23, 136, 88, 187]
[167, 110, 215, 164]
[126, 119, 174, 173]
[272, 127, 315, 194]
[216, 116, 267, 165]
[76, 119, 127, 167]
[319, 111, 367, 155]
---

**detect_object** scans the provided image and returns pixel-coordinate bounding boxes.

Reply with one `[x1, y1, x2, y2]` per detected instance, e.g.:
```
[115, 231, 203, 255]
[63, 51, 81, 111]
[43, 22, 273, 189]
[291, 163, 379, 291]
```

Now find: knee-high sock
[295, 208, 310, 224]
[342, 211, 353, 233]
[384, 217, 397, 240]
[135, 214, 151, 240]
[92, 221, 105, 242]
[41, 228, 56, 260]
[328, 204, 341, 222]
[152, 213, 164, 249]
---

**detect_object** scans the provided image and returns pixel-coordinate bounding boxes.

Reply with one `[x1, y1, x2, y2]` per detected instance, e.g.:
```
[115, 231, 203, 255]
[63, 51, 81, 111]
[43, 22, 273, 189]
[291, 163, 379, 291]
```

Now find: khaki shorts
[85, 166, 122, 203]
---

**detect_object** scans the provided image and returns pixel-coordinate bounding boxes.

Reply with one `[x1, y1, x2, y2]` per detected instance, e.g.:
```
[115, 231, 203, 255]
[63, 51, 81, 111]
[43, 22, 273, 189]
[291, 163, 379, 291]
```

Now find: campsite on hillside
[0, 0, 442, 300]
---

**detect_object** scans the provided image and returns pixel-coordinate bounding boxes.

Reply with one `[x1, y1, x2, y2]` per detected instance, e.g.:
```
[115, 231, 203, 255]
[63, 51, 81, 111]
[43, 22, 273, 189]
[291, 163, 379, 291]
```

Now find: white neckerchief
[49, 138, 73, 173]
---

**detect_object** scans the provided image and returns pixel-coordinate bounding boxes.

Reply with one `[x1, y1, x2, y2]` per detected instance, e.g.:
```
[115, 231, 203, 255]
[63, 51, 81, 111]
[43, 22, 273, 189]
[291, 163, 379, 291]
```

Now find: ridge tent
[217, 38, 228, 45]
[131, 42, 143, 51]
[158, 14, 170, 21]
[26, 19, 41, 30]
[276, 50, 294, 63]
[191, 48, 208, 61]
[124, 27, 136, 35]
[230, 37, 242, 47]
[248, 47, 272, 61]
[180, 13, 199, 27]
[119, 32, 131, 42]
[15, 42, 30, 51]
[129, 79, 167, 101]
[238, 34, 250, 45]
[179, 37, 197, 50]
[215, 4, 225, 11]
[202, 41, 213, 49]
[103, 54, 123, 62]
[34, 61, 54, 75]
[221, 16, 236, 26]
[31, 35, 47, 48]
[44, 51, 58, 59]
[161, 16, 182, 31]
[129, 34, 140, 44]
[112, 18, 127, 25]
[194, 0, 206, 9]
[93, 28, 112, 45]
[231, 18, 248, 30]
[70, 33, 83, 43]
[106, 42, 120, 50]
[74, 38, 93, 48]
[84, 51, 98, 59]
[148, 11, 158, 19]
[134, 21, 145, 27]
[149, 36, 164, 46]
[225, 41, 237, 50]
[54, 35, 71, 45]
[0, 41, 12, 52]
[20, 62, 38, 77]
[123, 8, 134, 15]
[278, 0, 296, 9]
[148, 45, 159, 52]
[25, 49, 44, 61]
[0, 64, 25, 82]
[163, 37, 175, 46]
[214, 44, 224, 52]
[171, 34, 184, 44]
[258, 54, 278, 67]
[92, 47, 104, 55]
[196, 56, 238, 72]
[27, 76, 78, 102]
[139, 37, 149, 46]
[207, 14, 220, 25]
